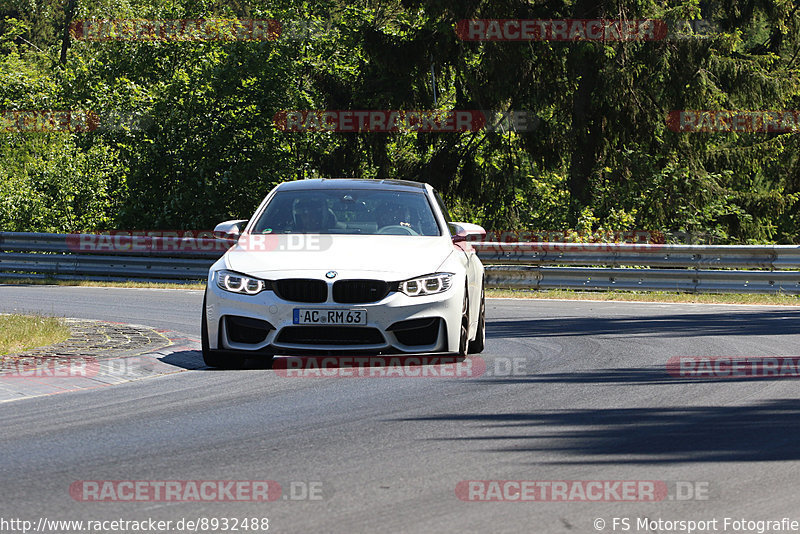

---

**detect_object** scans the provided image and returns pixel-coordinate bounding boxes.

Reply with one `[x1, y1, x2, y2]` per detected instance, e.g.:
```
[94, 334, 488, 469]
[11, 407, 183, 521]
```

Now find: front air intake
[274, 279, 328, 303]
[333, 280, 391, 303]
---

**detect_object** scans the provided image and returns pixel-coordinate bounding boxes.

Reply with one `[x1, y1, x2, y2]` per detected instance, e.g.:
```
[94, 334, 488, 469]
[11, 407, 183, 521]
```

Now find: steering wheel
[376, 225, 419, 236]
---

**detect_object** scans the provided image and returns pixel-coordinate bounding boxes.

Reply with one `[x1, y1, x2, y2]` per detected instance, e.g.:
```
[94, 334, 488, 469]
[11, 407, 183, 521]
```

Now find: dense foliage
[1, 0, 799, 243]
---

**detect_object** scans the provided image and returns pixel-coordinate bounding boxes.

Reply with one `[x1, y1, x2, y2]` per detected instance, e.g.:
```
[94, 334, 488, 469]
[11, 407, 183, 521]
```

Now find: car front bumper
[205, 271, 466, 355]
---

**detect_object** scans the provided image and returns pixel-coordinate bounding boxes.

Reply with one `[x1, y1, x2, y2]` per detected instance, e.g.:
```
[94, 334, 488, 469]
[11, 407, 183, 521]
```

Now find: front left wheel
[458, 290, 469, 357]
[468, 283, 486, 354]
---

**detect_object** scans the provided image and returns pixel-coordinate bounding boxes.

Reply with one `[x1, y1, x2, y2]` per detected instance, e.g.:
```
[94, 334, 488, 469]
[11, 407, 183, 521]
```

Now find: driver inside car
[376, 201, 412, 230]
[292, 198, 329, 232]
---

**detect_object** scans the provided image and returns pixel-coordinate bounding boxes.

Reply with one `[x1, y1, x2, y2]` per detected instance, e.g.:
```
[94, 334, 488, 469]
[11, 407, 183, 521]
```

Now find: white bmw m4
[202, 178, 486, 368]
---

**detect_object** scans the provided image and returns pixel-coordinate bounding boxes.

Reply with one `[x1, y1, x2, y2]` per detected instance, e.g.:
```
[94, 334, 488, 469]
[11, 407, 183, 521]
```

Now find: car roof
[276, 178, 429, 193]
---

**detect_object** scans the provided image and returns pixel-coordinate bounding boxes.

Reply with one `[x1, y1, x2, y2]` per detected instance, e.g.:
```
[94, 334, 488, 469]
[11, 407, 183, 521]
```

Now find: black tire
[468, 282, 486, 354]
[458, 289, 469, 358]
[201, 294, 245, 369]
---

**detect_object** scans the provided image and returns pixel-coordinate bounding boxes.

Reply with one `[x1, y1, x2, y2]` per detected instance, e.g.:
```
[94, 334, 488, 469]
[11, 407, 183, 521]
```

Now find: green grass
[0, 277, 206, 290]
[487, 288, 800, 305]
[0, 314, 71, 356]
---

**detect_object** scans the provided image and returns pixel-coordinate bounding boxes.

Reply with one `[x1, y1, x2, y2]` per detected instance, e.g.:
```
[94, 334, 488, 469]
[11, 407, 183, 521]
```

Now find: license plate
[293, 308, 367, 325]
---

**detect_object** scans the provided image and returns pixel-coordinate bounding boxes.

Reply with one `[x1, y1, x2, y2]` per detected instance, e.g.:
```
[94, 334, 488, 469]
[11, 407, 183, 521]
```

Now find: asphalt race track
[1, 285, 799, 533]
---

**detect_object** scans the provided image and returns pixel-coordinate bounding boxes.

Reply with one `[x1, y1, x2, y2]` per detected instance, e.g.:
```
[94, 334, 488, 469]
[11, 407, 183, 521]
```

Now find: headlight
[399, 273, 453, 296]
[216, 270, 267, 295]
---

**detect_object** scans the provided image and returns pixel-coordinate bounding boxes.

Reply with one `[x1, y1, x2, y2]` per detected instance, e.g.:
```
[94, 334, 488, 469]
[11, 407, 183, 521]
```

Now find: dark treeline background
[1, 0, 799, 243]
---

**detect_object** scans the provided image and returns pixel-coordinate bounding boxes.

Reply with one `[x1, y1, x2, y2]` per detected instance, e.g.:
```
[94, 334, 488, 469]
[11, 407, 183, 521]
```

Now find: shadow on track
[396, 399, 800, 464]
[473, 365, 800, 385]
[488, 309, 800, 339]
[158, 352, 466, 372]
[159, 350, 277, 370]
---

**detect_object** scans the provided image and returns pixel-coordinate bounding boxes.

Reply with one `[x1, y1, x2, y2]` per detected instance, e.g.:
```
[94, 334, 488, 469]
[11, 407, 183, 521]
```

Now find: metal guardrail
[473, 242, 800, 269]
[475, 242, 800, 293]
[2, 232, 800, 293]
[0, 232, 220, 282]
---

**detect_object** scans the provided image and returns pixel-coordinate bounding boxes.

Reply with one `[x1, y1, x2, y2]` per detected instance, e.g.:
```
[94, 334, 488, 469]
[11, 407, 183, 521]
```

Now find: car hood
[224, 234, 454, 280]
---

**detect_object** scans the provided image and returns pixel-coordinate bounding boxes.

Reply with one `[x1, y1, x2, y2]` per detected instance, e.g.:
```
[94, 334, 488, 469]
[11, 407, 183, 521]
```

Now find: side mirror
[213, 219, 248, 239]
[449, 222, 486, 244]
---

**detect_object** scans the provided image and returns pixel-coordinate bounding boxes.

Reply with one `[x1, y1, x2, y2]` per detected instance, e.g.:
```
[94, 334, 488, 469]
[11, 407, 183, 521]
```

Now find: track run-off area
[1, 285, 799, 533]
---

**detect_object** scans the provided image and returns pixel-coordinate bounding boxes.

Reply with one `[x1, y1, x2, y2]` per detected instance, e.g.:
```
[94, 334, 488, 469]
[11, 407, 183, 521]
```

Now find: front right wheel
[201, 293, 245, 369]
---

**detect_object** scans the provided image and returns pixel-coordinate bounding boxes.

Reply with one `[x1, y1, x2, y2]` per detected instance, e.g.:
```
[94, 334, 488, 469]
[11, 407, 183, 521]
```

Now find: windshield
[251, 189, 441, 236]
